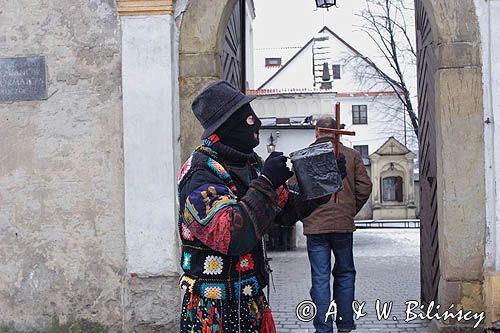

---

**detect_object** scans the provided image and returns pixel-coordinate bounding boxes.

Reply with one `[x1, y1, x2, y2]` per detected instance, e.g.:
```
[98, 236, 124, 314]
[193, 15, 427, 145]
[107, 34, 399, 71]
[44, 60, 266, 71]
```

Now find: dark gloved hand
[261, 152, 294, 189]
[337, 153, 347, 180]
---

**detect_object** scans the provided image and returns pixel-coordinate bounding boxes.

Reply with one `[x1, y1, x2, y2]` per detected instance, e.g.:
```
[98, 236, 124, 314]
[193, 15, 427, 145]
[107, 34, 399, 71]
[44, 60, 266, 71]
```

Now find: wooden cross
[317, 102, 356, 202]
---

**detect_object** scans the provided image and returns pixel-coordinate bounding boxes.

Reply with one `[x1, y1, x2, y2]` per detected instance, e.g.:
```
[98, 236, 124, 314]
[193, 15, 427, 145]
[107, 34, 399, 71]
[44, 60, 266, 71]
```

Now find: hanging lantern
[315, 0, 337, 9]
[267, 133, 276, 153]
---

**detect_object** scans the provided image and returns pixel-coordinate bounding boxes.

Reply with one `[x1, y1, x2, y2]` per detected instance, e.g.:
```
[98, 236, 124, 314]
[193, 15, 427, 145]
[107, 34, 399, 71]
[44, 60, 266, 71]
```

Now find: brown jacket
[302, 137, 372, 234]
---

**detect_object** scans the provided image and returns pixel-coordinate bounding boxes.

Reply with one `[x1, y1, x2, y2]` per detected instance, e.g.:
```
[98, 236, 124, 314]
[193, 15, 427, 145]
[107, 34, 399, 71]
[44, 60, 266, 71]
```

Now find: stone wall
[178, 0, 237, 161]
[421, 0, 487, 330]
[0, 0, 125, 331]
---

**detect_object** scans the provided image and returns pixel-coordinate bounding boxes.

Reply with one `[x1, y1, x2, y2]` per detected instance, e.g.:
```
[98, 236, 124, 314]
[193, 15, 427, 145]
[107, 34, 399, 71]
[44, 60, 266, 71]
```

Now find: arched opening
[247, 1, 425, 331]
[176, 0, 490, 329]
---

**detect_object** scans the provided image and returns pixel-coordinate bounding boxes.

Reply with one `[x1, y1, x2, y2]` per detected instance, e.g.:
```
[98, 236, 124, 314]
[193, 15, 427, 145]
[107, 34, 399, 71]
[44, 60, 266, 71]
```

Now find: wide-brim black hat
[192, 80, 255, 139]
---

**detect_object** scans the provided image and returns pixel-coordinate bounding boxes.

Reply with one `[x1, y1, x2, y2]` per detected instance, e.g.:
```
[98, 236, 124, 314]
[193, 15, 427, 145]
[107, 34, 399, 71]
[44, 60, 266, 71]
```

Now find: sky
[250, 0, 419, 151]
[253, 0, 372, 51]
[251, 0, 417, 96]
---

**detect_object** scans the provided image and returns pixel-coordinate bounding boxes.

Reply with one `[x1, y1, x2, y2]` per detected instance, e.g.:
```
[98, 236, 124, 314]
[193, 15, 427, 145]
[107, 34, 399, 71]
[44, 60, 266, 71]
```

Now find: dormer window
[265, 57, 282, 67]
[332, 64, 341, 79]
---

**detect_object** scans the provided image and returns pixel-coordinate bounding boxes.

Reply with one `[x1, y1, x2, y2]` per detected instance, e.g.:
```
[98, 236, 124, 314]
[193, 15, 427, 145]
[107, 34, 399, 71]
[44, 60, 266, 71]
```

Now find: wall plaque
[0, 56, 47, 102]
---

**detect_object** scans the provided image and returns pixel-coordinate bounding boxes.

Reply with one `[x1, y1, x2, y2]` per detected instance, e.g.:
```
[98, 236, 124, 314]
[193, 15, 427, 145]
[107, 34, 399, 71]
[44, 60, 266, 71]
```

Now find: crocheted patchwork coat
[177, 145, 315, 301]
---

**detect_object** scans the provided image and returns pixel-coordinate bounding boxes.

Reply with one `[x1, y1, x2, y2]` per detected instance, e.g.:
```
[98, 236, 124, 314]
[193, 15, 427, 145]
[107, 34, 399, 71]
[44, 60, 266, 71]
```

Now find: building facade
[250, 26, 418, 222]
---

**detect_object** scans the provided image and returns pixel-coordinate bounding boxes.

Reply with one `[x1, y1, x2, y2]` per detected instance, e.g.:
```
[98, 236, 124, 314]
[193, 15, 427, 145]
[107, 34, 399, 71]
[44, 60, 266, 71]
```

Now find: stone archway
[178, 0, 238, 161]
[416, 0, 487, 330]
[176, 0, 490, 329]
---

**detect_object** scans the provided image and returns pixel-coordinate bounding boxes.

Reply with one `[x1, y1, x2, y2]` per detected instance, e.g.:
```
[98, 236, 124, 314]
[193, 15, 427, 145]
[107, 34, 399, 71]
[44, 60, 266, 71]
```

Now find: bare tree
[348, 0, 418, 137]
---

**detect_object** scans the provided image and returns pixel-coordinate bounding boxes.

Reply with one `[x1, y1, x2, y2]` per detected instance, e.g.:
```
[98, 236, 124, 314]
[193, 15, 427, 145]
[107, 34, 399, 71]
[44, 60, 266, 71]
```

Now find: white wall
[253, 47, 302, 89]
[476, 0, 500, 271]
[122, 16, 179, 276]
[245, 0, 256, 89]
[255, 128, 315, 159]
[252, 93, 417, 155]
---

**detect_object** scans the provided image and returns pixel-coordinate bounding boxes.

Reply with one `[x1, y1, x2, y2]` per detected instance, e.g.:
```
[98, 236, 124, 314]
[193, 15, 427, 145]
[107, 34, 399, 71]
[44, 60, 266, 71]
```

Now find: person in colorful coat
[178, 80, 345, 333]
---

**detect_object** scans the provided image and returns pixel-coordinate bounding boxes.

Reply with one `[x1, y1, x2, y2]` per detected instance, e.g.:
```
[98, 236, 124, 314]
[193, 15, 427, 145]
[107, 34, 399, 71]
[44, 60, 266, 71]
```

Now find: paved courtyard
[267, 229, 432, 332]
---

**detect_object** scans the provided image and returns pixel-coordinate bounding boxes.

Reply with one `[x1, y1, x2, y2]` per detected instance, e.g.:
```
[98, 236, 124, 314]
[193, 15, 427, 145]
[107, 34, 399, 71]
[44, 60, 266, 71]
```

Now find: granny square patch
[179, 275, 195, 293]
[203, 255, 223, 275]
[200, 282, 226, 299]
[182, 252, 192, 270]
[234, 276, 260, 298]
[235, 254, 255, 272]
[181, 223, 194, 241]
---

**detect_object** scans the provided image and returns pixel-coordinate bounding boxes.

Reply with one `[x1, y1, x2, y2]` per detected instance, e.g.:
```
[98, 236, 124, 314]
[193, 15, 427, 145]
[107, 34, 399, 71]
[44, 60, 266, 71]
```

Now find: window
[265, 57, 282, 67]
[332, 64, 341, 79]
[353, 145, 369, 165]
[352, 105, 368, 124]
[382, 176, 403, 202]
[353, 145, 369, 159]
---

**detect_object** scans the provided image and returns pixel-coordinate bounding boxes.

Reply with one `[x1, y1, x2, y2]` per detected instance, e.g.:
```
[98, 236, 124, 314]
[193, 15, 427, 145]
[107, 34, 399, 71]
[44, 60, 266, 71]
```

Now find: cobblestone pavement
[267, 229, 432, 332]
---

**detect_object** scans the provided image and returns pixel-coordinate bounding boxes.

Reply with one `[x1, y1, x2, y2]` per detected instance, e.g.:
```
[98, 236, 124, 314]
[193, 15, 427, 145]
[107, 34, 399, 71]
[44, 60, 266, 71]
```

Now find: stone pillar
[118, 0, 181, 330]
[475, 0, 500, 328]
[422, 0, 487, 331]
[370, 154, 381, 210]
[405, 152, 416, 207]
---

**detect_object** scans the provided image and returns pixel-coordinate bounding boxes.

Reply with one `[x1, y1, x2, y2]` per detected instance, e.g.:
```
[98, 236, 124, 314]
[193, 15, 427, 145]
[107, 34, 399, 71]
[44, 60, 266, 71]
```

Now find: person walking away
[302, 115, 372, 333]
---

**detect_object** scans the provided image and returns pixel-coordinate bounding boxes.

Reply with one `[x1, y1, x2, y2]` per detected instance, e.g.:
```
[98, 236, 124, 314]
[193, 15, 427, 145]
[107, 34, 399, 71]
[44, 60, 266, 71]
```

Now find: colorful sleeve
[274, 183, 324, 226]
[181, 175, 279, 255]
[183, 184, 238, 226]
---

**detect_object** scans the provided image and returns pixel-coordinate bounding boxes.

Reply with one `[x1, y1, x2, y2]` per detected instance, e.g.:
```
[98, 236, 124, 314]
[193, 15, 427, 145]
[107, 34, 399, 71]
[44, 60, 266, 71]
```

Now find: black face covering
[217, 104, 262, 154]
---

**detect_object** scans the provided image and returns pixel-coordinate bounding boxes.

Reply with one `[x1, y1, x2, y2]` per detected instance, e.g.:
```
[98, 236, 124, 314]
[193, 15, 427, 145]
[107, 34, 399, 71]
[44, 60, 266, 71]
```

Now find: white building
[249, 26, 419, 228]
[250, 26, 417, 161]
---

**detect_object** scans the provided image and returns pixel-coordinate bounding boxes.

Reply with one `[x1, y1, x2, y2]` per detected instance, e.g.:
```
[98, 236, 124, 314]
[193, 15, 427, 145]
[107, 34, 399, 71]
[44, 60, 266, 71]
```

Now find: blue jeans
[307, 233, 356, 332]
